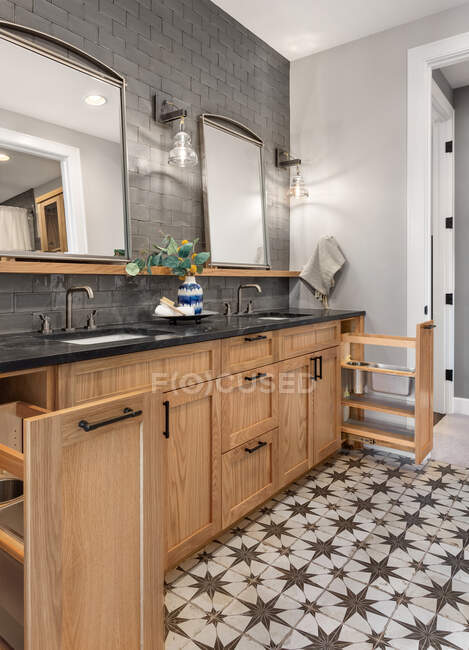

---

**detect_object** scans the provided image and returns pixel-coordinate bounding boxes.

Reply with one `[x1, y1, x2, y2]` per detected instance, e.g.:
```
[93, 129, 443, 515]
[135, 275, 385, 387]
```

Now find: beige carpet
[433, 414, 469, 467]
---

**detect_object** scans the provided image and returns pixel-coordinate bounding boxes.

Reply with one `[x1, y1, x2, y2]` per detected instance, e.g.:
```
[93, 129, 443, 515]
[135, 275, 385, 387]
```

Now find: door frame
[431, 80, 455, 414]
[407, 30, 469, 337]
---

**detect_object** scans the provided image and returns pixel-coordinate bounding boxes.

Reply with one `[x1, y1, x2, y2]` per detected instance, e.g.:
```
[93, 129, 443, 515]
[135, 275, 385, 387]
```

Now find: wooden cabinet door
[221, 365, 278, 452]
[222, 430, 278, 528]
[278, 355, 313, 487]
[23, 390, 164, 650]
[164, 380, 221, 567]
[313, 346, 341, 464]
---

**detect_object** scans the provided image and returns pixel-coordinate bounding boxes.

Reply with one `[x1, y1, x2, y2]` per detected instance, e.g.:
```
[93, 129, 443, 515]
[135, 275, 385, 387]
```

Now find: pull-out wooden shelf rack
[340, 321, 434, 464]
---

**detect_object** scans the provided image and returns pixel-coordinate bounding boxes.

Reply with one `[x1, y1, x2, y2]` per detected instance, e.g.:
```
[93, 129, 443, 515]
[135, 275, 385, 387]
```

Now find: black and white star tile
[165, 448, 469, 649]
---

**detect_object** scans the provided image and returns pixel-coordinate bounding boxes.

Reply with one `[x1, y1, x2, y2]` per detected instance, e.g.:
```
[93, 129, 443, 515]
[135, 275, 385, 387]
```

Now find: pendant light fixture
[276, 148, 309, 199]
[288, 165, 309, 198]
[157, 99, 199, 168]
[168, 116, 198, 168]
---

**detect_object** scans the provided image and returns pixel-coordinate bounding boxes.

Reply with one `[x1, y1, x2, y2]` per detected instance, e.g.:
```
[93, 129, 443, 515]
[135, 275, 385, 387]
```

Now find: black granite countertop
[0, 308, 365, 373]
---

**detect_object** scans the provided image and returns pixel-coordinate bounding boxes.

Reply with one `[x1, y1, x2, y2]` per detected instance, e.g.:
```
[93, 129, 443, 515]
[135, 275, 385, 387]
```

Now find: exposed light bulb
[0, 153, 10, 162]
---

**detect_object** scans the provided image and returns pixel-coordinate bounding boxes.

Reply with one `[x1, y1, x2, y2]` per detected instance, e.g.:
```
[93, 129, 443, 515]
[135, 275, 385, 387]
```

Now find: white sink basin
[59, 333, 148, 345]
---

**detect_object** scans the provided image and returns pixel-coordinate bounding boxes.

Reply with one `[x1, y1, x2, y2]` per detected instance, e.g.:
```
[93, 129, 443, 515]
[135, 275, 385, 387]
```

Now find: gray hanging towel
[300, 235, 346, 308]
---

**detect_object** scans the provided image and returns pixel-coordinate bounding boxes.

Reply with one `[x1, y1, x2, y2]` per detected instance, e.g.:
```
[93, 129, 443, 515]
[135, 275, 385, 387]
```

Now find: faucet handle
[245, 300, 254, 314]
[38, 313, 52, 335]
[223, 302, 232, 316]
[86, 309, 97, 330]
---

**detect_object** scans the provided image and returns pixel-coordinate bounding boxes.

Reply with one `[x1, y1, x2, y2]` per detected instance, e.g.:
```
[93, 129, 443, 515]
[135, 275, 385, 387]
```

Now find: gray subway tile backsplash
[1, 0, 291, 333]
[0, 274, 290, 334]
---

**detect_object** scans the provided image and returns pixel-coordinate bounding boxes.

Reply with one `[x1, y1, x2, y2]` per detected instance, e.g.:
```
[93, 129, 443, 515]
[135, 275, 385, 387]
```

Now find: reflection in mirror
[200, 114, 270, 268]
[0, 27, 129, 260]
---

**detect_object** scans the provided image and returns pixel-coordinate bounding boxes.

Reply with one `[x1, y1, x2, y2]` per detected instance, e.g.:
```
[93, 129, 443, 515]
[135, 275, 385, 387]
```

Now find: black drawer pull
[244, 372, 267, 382]
[163, 400, 170, 439]
[310, 355, 323, 380]
[245, 441, 267, 454]
[78, 407, 142, 432]
[244, 335, 268, 342]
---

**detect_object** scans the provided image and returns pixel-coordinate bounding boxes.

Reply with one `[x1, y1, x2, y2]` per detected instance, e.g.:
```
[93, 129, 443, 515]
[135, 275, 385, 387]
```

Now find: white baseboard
[453, 398, 469, 416]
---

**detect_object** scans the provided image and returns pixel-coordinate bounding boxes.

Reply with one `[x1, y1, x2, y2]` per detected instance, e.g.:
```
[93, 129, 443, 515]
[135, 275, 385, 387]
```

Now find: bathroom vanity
[0, 310, 363, 649]
[0, 308, 436, 649]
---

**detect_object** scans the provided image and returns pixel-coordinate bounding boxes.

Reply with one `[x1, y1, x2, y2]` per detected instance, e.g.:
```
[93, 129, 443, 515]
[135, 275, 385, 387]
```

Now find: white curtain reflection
[0, 206, 33, 250]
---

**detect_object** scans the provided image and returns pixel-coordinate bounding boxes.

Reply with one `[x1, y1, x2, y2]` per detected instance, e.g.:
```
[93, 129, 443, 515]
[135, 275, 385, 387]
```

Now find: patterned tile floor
[165, 448, 469, 649]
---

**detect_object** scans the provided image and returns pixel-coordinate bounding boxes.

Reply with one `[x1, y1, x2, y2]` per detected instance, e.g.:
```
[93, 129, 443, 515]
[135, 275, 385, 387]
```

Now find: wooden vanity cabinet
[163, 380, 221, 568]
[277, 321, 339, 359]
[56, 340, 221, 407]
[221, 364, 278, 452]
[221, 332, 275, 374]
[24, 390, 164, 650]
[278, 355, 314, 488]
[312, 346, 341, 463]
[0, 387, 165, 650]
[221, 429, 278, 528]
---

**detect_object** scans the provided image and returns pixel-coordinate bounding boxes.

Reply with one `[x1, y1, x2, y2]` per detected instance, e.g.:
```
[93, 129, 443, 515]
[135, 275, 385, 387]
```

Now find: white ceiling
[0, 148, 61, 203]
[0, 38, 122, 143]
[440, 60, 469, 88]
[212, 0, 469, 60]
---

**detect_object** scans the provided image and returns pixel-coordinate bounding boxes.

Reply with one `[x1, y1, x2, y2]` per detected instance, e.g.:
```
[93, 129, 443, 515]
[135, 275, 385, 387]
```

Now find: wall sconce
[157, 99, 198, 168]
[276, 148, 309, 199]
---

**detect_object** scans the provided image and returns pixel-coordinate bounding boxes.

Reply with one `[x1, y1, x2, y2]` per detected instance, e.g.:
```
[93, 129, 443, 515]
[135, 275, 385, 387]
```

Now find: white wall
[290, 2, 469, 338]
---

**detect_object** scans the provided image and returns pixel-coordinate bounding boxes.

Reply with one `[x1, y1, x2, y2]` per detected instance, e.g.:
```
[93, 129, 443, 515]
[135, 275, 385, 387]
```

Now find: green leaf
[164, 255, 180, 268]
[167, 237, 179, 257]
[125, 261, 141, 276]
[178, 243, 193, 258]
[180, 257, 191, 269]
[196, 265, 204, 275]
[152, 252, 163, 266]
[193, 252, 210, 265]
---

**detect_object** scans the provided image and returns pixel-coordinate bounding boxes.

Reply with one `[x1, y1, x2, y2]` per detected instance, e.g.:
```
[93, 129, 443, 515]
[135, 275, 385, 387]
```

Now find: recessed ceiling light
[0, 153, 10, 162]
[84, 95, 107, 106]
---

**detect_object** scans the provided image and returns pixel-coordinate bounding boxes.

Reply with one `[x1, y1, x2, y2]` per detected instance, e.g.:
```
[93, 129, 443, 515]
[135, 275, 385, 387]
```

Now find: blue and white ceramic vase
[178, 275, 203, 314]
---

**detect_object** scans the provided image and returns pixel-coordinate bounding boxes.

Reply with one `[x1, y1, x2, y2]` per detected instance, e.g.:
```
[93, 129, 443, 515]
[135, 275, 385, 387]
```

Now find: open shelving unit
[340, 321, 434, 464]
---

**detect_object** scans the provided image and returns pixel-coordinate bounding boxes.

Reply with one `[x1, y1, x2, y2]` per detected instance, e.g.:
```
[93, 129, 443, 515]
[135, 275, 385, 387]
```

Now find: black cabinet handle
[78, 407, 142, 432]
[163, 400, 170, 438]
[244, 335, 268, 342]
[245, 441, 267, 454]
[310, 356, 323, 380]
[244, 372, 268, 382]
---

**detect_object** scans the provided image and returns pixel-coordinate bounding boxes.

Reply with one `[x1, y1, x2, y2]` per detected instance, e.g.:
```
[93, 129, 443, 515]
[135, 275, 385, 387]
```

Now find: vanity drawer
[222, 429, 278, 528]
[276, 321, 340, 359]
[221, 332, 275, 374]
[221, 364, 278, 452]
[57, 340, 221, 407]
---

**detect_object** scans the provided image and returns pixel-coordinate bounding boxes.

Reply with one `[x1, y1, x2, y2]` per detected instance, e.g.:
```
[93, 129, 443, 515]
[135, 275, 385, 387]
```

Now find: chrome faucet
[65, 286, 94, 332]
[236, 283, 262, 314]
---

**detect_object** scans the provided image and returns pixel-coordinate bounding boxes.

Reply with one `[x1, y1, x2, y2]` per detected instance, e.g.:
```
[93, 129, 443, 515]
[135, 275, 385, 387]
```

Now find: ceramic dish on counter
[153, 310, 218, 325]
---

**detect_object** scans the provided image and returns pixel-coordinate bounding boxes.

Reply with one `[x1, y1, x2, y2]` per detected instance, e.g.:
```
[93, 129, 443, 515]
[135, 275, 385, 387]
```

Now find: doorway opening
[408, 31, 469, 421]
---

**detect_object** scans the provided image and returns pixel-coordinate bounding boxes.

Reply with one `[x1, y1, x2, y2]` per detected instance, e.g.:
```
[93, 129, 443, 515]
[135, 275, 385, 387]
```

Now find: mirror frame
[0, 20, 131, 262]
[199, 114, 271, 269]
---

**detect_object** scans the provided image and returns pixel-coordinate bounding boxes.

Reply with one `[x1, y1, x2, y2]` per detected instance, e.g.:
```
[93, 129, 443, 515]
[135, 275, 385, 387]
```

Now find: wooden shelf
[341, 363, 415, 378]
[0, 260, 300, 277]
[342, 394, 415, 418]
[341, 333, 416, 349]
[342, 418, 415, 450]
[0, 527, 23, 564]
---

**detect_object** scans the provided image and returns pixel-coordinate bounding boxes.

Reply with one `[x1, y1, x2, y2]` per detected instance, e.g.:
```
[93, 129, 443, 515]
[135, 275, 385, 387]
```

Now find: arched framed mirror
[0, 21, 130, 261]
